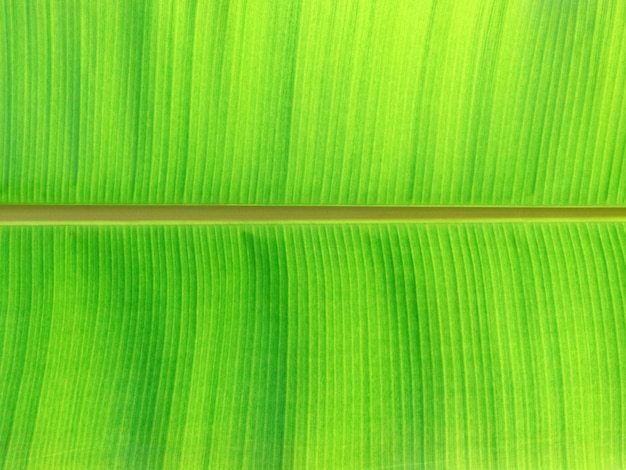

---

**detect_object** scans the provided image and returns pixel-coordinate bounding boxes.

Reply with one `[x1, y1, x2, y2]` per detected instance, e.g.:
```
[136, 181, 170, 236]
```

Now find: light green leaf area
[1, 1, 625, 204]
[1, 223, 624, 468]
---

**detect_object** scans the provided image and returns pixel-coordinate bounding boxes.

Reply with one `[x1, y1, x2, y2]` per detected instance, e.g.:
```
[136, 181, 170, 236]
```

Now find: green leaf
[1, 223, 624, 468]
[1, 1, 625, 204]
